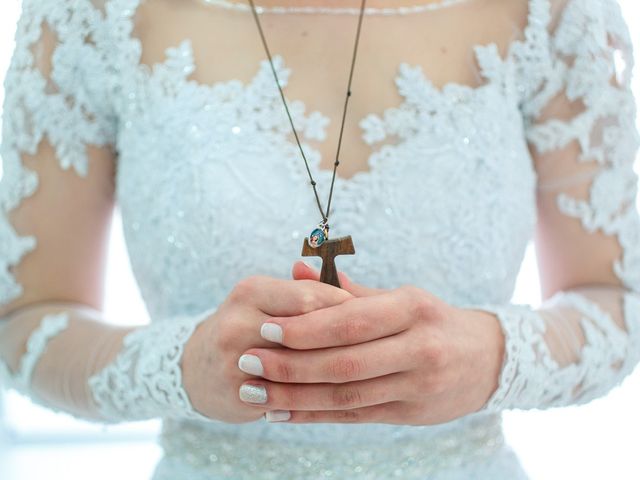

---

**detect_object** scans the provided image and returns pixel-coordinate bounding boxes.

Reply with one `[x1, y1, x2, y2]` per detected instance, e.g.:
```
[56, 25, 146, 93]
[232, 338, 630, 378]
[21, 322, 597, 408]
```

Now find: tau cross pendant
[301, 234, 355, 289]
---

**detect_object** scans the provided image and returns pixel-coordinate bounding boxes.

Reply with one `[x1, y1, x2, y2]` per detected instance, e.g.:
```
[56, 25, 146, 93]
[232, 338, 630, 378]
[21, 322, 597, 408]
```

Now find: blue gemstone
[309, 228, 326, 248]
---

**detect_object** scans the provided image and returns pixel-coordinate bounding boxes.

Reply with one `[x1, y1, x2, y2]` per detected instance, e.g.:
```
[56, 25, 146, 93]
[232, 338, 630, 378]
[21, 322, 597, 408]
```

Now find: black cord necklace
[247, 0, 366, 288]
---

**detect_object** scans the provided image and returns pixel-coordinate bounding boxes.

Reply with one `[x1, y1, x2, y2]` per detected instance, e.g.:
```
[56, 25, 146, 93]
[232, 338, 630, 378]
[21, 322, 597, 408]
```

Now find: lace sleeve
[0, 0, 213, 424]
[469, 0, 640, 412]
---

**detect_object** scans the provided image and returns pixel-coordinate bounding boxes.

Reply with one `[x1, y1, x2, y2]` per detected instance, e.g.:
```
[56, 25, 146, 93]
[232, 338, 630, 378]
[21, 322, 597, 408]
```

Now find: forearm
[0, 301, 214, 424]
[465, 284, 640, 412]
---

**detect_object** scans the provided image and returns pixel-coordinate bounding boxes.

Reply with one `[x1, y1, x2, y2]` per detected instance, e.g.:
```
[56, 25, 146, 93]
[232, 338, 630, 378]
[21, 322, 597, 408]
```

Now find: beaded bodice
[117, 51, 537, 322]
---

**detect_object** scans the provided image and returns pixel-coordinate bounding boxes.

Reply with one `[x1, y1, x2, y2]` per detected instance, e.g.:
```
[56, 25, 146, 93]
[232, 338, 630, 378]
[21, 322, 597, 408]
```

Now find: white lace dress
[1, 0, 639, 479]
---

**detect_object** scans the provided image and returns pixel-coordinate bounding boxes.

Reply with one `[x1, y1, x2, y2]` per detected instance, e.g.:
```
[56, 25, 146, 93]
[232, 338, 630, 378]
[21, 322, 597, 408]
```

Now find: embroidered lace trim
[88, 311, 214, 423]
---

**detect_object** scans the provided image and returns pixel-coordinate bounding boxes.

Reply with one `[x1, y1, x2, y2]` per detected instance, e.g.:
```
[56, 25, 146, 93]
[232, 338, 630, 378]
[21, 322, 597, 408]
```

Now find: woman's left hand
[236, 261, 505, 425]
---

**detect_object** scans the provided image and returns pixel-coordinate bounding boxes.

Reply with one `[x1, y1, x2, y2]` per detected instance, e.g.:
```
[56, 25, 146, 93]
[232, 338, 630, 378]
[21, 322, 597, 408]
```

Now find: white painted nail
[239, 384, 267, 404]
[238, 354, 264, 376]
[261, 323, 283, 344]
[265, 410, 291, 422]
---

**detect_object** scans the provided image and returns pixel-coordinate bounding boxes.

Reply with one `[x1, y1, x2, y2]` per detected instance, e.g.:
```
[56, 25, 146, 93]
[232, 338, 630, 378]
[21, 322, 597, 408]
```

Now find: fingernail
[261, 323, 283, 343]
[302, 261, 316, 272]
[265, 410, 291, 422]
[238, 354, 264, 376]
[239, 384, 267, 403]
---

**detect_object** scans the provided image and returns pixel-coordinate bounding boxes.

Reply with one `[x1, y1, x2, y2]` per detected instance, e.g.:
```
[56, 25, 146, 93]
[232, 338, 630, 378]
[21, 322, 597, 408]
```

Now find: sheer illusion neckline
[246, 54, 487, 183]
[140, 0, 541, 182]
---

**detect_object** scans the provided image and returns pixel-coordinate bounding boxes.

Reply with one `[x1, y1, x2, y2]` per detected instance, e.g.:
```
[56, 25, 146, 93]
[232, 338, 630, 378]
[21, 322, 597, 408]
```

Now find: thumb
[291, 261, 386, 297]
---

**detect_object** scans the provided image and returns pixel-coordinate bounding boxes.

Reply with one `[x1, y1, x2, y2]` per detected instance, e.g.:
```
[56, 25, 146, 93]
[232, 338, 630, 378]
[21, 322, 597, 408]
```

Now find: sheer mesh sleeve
[469, 0, 640, 412]
[0, 0, 212, 424]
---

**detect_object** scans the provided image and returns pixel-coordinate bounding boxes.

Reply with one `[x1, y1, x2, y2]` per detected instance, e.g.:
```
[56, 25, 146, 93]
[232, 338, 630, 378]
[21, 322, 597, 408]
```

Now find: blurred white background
[0, 1, 639, 479]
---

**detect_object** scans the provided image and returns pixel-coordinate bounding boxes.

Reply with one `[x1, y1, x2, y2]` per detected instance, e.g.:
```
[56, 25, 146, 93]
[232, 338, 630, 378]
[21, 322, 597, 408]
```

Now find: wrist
[465, 308, 506, 411]
[87, 313, 213, 423]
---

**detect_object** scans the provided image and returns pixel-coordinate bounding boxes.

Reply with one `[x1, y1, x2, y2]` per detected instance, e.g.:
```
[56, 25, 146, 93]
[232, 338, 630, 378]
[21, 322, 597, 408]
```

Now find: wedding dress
[1, 0, 639, 478]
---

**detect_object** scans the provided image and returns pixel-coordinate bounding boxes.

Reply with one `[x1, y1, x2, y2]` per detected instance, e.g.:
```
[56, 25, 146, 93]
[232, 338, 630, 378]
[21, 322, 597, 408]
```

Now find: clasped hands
[237, 261, 505, 425]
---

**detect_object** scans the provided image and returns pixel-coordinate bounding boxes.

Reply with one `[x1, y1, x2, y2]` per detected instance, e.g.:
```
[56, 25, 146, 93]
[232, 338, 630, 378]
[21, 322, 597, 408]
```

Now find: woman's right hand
[181, 273, 354, 423]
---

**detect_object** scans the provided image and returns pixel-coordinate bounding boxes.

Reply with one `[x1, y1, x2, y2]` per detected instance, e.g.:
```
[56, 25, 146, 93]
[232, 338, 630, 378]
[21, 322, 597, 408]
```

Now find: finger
[262, 290, 413, 349]
[230, 275, 353, 317]
[291, 261, 353, 292]
[244, 330, 414, 384]
[292, 261, 386, 297]
[240, 371, 408, 411]
[282, 402, 399, 424]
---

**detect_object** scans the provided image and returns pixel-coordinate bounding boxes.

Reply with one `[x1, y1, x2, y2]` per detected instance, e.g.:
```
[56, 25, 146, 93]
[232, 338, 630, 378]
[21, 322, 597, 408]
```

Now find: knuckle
[417, 337, 448, 371]
[302, 410, 320, 421]
[332, 313, 367, 344]
[229, 276, 258, 303]
[331, 386, 363, 408]
[296, 289, 317, 313]
[400, 284, 422, 299]
[430, 340, 448, 370]
[410, 293, 434, 322]
[275, 359, 296, 383]
[328, 355, 364, 381]
[282, 385, 304, 410]
[334, 409, 360, 423]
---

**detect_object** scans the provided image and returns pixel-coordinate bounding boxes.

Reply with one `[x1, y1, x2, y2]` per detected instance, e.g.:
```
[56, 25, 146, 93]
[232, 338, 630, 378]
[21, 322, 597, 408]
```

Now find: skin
[241, 0, 457, 7]
[4, 0, 625, 428]
[139, 0, 522, 181]
[198, 3, 512, 422]
[236, 260, 505, 424]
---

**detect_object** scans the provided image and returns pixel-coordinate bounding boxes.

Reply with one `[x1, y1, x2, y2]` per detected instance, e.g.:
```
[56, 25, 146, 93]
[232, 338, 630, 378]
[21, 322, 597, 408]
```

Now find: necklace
[205, 0, 471, 15]
[247, 0, 367, 288]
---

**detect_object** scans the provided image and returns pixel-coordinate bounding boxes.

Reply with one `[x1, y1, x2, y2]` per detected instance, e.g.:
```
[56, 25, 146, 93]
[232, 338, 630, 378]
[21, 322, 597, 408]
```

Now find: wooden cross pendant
[301, 235, 355, 289]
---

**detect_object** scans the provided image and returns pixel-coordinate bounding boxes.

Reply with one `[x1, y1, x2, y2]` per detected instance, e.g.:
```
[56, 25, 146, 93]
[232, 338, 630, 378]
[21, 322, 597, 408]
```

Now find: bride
[1, 0, 639, 478]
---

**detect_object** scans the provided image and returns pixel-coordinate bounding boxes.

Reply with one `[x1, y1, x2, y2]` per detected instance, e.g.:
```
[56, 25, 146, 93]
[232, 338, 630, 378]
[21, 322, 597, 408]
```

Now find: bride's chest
[114, 0, 538, 242]
[112, 50, 537, 315]
[108, 4, 539, 315]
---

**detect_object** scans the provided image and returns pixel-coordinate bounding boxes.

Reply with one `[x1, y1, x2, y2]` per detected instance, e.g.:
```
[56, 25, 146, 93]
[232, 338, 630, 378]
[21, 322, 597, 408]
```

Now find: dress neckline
[199, 0, 475, 15]
[189, 0, 546, 183]
[122, 0, 548, 183]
